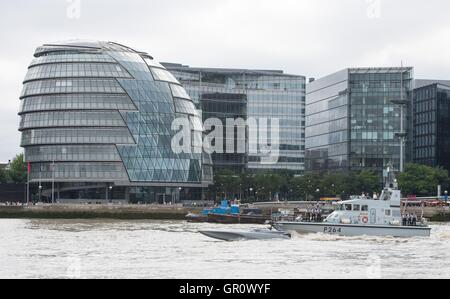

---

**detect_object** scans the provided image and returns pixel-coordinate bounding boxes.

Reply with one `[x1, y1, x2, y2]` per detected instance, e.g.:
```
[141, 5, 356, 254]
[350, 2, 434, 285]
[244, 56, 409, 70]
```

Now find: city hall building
[19, 41, 213, 203]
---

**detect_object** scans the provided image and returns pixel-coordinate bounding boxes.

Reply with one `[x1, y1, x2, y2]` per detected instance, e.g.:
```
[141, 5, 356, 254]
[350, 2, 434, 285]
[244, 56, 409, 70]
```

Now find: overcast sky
[0, 0, 449, 161]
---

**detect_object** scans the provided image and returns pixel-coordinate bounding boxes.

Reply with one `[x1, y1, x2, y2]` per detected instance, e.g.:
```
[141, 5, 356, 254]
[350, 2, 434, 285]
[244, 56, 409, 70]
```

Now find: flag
[27, 162, 31, 174]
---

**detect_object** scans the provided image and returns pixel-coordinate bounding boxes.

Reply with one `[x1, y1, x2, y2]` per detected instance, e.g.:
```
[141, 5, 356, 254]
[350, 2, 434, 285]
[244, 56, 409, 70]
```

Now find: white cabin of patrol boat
[325, 188, 402, 226]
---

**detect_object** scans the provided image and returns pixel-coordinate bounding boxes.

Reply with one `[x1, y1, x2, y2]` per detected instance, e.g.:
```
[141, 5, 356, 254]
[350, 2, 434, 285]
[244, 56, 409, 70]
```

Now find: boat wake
[292, 231, 412, 244]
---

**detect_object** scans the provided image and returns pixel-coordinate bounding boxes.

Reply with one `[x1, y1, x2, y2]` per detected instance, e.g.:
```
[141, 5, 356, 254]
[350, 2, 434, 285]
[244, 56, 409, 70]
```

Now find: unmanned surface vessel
[199, 229, 291, 241]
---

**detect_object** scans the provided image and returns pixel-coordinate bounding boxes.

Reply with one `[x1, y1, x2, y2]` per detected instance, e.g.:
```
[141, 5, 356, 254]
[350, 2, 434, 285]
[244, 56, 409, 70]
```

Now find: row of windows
[415, 99, 436, 113]
[351, 131, 396, 141]
[350, 95, 403, 105]
[306, 143, 348, 159]
[170, 70, 305, 91]
[350, 144, 400, 156]
[415, 147, 436, 160]
[306, 95, 348, 116]
[107, 51, 155, 81]
[174, 98, 197, 115]
[126, 168, 201, 183]
[415, 135, 436, 148]
[30, 53, 117, 67]
[21, 79, 125, 98]
[24, 63, 131, 82]
[349, 72, 411, 82]
[30, 162, 128, 180]
[350, 107, 400, 118]
[350, 118, 400, 131]
[151, 68, 179, 84]
[415, 112, 435, 125]
[415, 123, 436, 136]
[306, 131, 348, 149]
[248, 104, 305, 116]
[20, 94, 136, 113]
[306, 118, 348, 138]
[21, 128, 135, 146]
[415, 87, 437, 100]
[306, 106, 347, 127]
[20, 111, 126, 129]
[170, 84, 191, 99]
[25, 145, 121, 162]
[142, 57, 165, 69]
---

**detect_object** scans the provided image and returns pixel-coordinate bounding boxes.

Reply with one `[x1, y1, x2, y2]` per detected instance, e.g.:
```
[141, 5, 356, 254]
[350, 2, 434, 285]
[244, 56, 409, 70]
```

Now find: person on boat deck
[412, 214, 418, 226]
[407, 213, 413, 226]
[373, 193, 379, 200]
[402, 214, 407, 226]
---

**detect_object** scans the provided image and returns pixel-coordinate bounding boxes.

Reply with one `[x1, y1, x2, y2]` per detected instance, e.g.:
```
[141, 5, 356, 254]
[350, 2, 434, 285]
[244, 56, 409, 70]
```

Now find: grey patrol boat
[276, 165, 431, 238]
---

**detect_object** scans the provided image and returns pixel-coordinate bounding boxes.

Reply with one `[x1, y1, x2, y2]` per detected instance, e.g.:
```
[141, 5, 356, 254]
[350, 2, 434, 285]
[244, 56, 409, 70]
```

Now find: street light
[108, 185, 113, 203]
[38, 185, 43, 203]
[391, 65, 408, 173]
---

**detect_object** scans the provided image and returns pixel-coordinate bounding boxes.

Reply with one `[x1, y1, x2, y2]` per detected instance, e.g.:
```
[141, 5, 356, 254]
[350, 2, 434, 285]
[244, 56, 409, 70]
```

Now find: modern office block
[306, 67, 413, 175]
[413, 82, 450, 170]
[163, 63, 306, 174]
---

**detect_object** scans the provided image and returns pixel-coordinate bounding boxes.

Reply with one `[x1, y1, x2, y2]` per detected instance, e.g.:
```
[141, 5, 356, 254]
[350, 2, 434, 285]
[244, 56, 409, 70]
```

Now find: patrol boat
[276, 165, 431, 238]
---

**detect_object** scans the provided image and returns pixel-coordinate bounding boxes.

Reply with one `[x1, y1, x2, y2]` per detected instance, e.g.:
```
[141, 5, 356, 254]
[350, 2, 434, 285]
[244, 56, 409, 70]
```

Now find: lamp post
[38, 185, 43, 203]
[392, 66, 408, 173]
[51, 160, 55, 204]
[108, 185, 113, 203]
[178, 187, 182, 204]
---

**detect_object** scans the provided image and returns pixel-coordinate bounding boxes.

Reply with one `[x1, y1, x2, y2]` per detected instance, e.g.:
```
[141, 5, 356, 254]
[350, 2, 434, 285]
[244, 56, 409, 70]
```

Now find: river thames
[0, 219, 449, 279]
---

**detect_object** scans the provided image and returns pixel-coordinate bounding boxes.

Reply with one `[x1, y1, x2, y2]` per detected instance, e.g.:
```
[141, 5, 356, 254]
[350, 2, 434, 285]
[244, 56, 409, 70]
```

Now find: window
[353, 205, 361, 211]
[345, 204, 352, 211]
[385, 210, 391, 216]
[362, 205, 369, 211]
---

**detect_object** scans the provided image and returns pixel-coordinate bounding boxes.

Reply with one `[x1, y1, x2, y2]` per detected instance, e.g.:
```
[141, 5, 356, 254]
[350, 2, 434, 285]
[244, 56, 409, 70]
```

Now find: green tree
[355, 170, 380, 195]
[0, 167, 8, 183]
[214, 169, 242, 200]
[398, 163, 450, 197]
[7, 153, 27, 183]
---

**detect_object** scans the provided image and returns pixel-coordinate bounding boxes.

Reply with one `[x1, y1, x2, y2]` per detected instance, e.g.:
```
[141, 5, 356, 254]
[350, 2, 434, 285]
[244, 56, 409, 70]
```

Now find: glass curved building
[19, 41, 213, 203]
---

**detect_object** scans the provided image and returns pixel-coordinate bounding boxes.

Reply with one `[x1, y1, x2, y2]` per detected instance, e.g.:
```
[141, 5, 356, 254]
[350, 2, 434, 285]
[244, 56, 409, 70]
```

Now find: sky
[0, 0, 449, 162]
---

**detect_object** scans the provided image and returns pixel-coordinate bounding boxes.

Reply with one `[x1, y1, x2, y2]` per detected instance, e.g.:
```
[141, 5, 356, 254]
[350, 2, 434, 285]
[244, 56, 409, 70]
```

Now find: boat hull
[199, 230, 291, 241]
[207, 213, 268, 224]
[276, 222, 431, 238]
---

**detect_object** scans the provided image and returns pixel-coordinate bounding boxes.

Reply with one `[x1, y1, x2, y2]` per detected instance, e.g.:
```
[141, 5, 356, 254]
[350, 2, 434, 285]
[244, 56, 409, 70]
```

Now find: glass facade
[306, 68, 413, 175]
[201, 93, 248, 173]
[20, 41, 212, 202]
[163, 63, 306, 174]
[413, 83, 450, 170]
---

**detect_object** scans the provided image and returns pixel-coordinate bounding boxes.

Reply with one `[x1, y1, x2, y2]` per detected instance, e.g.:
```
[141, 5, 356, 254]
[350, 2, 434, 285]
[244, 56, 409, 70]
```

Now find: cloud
[0, 0, 449, 160]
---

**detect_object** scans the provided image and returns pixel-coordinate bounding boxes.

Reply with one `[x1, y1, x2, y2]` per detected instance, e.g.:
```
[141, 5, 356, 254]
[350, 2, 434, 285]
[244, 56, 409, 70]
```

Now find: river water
[0, 219, 449, 279]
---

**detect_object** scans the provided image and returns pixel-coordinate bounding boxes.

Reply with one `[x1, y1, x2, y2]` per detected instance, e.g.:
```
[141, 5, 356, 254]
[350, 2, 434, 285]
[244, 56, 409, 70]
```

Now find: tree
[214, 169, 242, 200]
[7, 154, 27, 183]
[398, 163, 450, 197]
[0, 167, 8, 183]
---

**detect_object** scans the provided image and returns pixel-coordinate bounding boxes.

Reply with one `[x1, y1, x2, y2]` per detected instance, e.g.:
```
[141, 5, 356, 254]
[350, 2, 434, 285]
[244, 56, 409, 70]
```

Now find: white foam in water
[0, 219, 449, 279]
